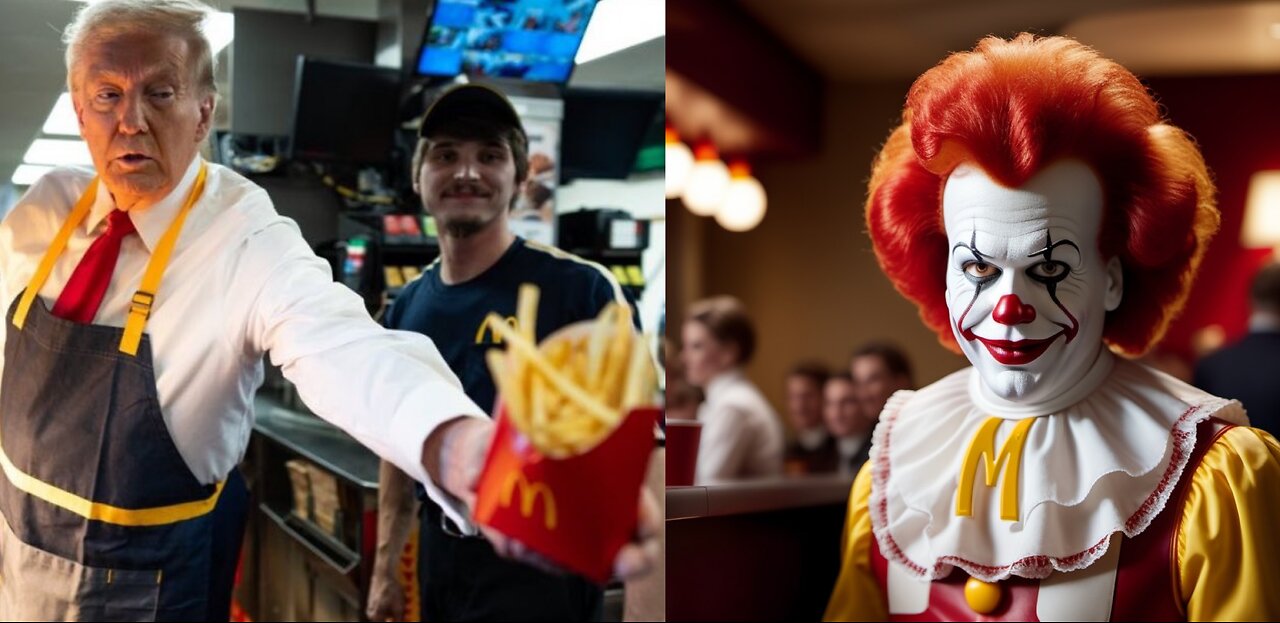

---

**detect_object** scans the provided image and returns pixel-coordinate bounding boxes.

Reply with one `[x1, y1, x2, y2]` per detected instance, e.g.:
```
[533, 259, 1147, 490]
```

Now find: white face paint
[943, 159, 1123, 406]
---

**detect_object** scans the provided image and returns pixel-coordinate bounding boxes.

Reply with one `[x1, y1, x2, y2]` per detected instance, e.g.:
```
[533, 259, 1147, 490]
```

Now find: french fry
[530, 373, 549, 432]
[547, 339, 571, 369]
[487, 350, 528, 433]
[570, 350, 590, 388]
[585, 304, 617, 390]
[622, 334, 656, 410]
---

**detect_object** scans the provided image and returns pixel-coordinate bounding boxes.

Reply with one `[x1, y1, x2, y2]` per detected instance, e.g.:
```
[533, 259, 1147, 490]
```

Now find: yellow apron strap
[0, 430, 225, 526]
[119, 162, 208, 356]
[12, 179, 100, 330]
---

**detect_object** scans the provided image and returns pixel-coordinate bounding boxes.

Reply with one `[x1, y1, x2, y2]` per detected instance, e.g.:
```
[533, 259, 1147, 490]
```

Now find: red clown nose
[993, 294, 1037, 325]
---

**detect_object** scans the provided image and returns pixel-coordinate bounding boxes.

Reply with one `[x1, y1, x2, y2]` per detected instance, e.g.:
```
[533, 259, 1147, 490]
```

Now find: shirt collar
[797, 427, 829, 450]
[705, 368, 745, 401]
[85, 156, 202, 253]
[837, 434, 866, 458]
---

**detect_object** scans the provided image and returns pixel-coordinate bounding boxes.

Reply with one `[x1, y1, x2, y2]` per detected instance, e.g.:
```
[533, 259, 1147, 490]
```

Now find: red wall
[1143, 74, 1280, 362]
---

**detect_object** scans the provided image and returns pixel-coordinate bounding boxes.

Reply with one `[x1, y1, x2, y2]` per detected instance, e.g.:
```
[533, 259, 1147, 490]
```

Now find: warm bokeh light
[1243, 170, 1280, 256]
[715, 160, 767, 232]
[665, 127, 694, 199]
[683, 142, 729, 216]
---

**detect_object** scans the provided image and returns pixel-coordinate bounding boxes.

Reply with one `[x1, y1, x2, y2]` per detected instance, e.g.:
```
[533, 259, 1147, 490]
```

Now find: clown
[825, 35, 1280, 621]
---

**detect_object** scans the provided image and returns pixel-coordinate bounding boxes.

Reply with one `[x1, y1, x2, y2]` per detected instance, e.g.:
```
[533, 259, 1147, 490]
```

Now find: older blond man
[0, 1, 652, 620]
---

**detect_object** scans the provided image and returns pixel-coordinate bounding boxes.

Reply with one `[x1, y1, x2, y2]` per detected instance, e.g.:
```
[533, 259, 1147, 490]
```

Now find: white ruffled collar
[869, 357, 1245, 582]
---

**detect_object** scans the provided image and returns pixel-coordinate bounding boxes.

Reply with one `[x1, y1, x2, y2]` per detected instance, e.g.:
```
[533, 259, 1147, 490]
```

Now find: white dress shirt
[0, 159, 486, 529]
[836, 433, 868, 474]
[695, 368, 784, 483]
[796, 427, 830, 451]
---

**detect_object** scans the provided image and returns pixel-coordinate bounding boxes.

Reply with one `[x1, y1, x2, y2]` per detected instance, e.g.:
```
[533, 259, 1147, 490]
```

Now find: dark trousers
[418, 503, 603, 622]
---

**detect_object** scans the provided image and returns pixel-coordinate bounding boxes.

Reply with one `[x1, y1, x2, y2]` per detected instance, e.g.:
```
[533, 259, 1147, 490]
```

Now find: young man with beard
[365, 84, 638, 622]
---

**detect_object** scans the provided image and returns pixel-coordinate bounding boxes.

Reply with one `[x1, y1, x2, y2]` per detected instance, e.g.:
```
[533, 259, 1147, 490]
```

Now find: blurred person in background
[849, 341, 915, 422]
[1196, 262, 1280, 438]
[682, 296, 784, 482]
[783, 360, 838, 474]
[823, 373, 873, 474]
[665, 344, 703, 421]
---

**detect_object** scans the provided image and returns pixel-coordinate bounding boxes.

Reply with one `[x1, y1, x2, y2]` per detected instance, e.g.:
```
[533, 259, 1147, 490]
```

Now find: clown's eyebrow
[952, 228, 992, 261]
[1028, 230, 1079, 260]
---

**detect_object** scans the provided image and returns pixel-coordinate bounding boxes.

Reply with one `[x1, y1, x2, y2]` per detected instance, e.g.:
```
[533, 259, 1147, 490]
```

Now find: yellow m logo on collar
[475, 315, 519, 345]
[955, 416, 1037, 521]
[500, 472, 558, 530]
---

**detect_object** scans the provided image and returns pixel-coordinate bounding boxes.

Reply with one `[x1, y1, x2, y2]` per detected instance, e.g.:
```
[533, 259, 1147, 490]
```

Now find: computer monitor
[414, 0, 599, 84]
[560, 88, 663, 182]
[290, 57, 403, 165]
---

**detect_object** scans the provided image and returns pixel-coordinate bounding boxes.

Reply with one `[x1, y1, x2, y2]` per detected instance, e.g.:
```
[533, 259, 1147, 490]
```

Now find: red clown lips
[972, 334, 1061, 365]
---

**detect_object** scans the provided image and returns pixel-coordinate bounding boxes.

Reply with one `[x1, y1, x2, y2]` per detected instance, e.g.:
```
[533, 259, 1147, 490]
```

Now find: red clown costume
[825, 34, 1280, 621]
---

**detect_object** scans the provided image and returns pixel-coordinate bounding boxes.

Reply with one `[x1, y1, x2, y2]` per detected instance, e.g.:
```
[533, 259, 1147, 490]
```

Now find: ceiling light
[665, 126, 694, 199]
[43, 93, 79, 136]
[12, 164, 54, 187]
[1242, 170, 1280, 256]
[715, 160, 767, 232]
[23, 138, 93, 166]
[204, 11, 234, 55]
[577, 0, 664, 64]
[682, 142, 729, 216]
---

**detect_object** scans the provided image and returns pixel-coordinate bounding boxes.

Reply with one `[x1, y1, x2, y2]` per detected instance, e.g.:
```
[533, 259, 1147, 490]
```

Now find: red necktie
[52, 208, 137, 324]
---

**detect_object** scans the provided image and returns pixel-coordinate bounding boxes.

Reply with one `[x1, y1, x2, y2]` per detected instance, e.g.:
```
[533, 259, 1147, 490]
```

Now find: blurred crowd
[665, 296, 913, 484]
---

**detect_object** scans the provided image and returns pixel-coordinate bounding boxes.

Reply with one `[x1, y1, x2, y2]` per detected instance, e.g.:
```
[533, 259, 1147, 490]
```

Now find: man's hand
[423, 416, 494, 511]
[365, 567, 406, 622]
[367, 461, 420, 622]
[613, 487, 661, 581]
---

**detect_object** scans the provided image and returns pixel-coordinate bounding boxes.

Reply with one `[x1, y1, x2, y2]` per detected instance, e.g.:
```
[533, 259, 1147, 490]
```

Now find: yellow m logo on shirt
[475, 315, 519, 345]
[955, 416, 1037, 521]
[500, 473, 558, 530]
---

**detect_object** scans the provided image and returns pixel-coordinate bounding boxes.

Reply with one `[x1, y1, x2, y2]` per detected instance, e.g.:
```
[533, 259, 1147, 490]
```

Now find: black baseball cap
[418, 83, 526, 142]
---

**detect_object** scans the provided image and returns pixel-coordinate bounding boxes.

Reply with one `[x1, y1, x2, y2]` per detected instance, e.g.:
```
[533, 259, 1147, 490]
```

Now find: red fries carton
[474, 403, 658, 583]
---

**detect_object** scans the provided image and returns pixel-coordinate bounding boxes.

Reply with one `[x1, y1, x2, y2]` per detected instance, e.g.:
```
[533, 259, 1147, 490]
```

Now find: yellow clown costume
[825, 357, 1280, 621]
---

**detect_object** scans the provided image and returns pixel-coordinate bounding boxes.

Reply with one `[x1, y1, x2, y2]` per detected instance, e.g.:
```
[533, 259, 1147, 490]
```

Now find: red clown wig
[867, 34, 1219, 357]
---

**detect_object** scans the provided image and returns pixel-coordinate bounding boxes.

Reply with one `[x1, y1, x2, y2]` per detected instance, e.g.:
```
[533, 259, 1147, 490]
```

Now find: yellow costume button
[964, 576, 1001, 614]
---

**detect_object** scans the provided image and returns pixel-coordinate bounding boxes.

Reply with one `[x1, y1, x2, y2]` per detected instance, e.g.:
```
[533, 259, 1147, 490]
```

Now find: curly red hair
[868, 34, 1219, 357]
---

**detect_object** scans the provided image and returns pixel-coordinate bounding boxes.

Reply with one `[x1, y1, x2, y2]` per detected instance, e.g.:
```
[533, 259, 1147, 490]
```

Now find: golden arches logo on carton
[475, 315, 519, 345]
[499, 472, 558, 530]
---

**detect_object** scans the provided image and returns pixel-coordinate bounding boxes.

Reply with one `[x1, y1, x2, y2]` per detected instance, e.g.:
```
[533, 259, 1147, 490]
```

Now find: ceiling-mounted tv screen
[415, 0, 599, 83]
[560, 88, 663, 182]
[290, 57, 402, 165]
